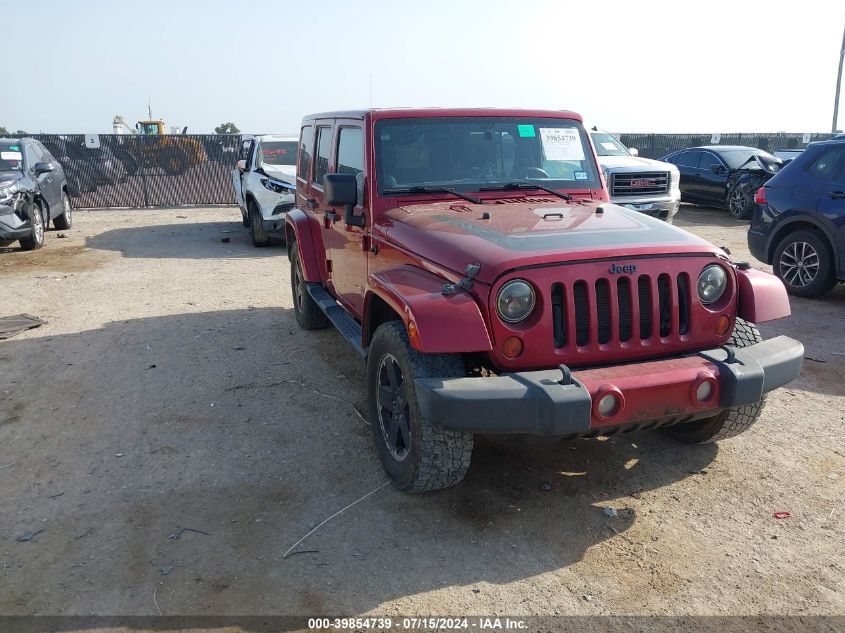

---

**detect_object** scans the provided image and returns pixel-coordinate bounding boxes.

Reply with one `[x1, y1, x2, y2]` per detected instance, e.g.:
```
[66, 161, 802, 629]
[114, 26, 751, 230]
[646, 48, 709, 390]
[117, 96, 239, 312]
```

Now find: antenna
[148, 99, 152, 120]
[369, 74, 373, 108]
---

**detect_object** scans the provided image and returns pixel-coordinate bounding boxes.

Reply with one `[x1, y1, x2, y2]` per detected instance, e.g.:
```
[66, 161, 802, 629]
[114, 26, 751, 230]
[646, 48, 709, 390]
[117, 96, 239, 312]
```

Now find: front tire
[289, 241, 329, 330]
[52, 193, 73, 230]
[248, 200, 269, 247]
[727, 183, 754, 220]
[367, 321, 473, 492]
[19, 200, 45, 251]
[663, 318, 765, 444]
[773, 230, 836, 298]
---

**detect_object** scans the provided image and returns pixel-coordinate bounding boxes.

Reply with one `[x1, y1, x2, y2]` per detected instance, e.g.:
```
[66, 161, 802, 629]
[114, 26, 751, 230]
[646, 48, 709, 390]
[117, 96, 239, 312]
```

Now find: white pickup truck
[590, 129, 681, 222]
[232, 134, 297, 246]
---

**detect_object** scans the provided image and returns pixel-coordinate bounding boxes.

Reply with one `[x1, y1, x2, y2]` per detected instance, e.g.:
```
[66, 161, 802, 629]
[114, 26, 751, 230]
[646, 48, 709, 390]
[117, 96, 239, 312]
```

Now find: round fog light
[695, 381, 714, 403]
[598, 393, 619, 417]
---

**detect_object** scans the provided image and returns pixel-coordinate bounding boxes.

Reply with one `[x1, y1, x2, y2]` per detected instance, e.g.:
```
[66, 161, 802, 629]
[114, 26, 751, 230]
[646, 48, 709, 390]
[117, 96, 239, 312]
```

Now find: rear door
[812, 146, 845, 275]
[672, 150, 701, 200]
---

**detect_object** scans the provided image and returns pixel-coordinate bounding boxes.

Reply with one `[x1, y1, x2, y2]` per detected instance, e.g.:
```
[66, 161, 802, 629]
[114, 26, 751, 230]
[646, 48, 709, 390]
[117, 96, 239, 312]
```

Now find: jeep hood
[597, 155, 675, 171]
[380, 198, 720, 284]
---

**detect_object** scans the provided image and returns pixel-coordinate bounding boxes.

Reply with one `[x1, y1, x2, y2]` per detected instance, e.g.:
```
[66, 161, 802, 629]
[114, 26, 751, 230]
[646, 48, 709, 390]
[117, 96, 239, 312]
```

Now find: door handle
[305, 197, 317, 210]
[826, 191, 845, 199]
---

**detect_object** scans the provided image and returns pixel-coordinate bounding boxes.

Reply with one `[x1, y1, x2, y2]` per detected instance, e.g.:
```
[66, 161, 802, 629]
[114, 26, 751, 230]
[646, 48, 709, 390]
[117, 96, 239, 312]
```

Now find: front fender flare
[736, 267, 791, 323]
[366, 265, 493, 353]
[284, 208, 321, 282]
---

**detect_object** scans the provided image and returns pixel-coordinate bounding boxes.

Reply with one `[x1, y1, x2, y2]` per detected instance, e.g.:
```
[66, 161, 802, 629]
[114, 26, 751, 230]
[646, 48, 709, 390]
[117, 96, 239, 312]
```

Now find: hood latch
[442, 263, 481, 296]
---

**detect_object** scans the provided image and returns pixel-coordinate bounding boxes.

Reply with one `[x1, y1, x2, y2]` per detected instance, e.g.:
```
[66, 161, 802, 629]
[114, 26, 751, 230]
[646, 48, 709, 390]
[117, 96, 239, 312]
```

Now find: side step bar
[305, 283, 367, 359]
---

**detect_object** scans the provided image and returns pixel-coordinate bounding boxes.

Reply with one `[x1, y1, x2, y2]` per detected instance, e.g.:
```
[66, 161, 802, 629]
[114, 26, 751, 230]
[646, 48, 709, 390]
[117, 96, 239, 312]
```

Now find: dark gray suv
[0, 137, 72, 250]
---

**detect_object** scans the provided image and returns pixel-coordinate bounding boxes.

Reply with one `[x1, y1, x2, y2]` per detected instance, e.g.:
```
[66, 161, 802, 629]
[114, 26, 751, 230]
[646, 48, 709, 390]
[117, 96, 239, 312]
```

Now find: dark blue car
[748, 138, 845, 297]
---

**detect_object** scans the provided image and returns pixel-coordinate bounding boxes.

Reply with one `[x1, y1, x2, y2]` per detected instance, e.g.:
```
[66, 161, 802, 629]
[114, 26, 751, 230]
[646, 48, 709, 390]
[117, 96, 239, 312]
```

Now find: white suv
[232, 134, 297, 246]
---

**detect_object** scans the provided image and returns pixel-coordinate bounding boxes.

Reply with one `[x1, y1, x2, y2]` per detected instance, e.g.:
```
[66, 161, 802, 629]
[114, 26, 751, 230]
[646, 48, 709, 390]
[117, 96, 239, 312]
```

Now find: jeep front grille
[551, 273, 691, 349]
[611, 172, 669, 196]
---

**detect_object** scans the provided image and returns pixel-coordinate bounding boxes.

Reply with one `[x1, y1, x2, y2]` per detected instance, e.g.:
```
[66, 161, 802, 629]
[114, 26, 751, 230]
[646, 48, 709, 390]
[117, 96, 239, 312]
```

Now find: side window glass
[24, 145, 42, 170]
[314, 126, 333, 186]
[337, 127, 364, 206]
[806, 147, 845, 182]
[37, 144, 55, 163]
[298, 126, 313, 180]
[699, 153, 721, 169]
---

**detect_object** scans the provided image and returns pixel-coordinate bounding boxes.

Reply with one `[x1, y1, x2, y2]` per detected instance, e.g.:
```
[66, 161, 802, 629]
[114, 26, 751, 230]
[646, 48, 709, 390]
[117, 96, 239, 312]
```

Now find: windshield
[0, 142, 23, 171]
[719, 149, 779, 169]
[375, 116, 600, 194]
[138, 123, 160, 135]
[590, 132, 630, 157]
[259, 141, 297, 166]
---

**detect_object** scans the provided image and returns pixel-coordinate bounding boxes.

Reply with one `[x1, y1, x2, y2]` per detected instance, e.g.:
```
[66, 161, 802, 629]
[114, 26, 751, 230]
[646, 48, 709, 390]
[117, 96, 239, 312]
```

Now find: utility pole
[833, 21, 845, 133]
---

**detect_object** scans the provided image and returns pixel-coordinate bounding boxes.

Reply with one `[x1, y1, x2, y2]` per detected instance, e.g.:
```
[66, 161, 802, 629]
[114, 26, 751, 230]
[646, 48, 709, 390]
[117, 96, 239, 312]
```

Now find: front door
[697, 151, 729, 202]
[319, 123, 368, 315]
[232, 138, 254, 209]
[815, 152, 845, 277]
[26, 143, 62, 217]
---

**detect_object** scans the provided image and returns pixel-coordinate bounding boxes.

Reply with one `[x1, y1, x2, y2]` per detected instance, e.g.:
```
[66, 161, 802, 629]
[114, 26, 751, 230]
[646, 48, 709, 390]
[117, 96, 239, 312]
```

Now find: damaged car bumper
[414, 336, 803, 436]
[0, 203, 30, 246]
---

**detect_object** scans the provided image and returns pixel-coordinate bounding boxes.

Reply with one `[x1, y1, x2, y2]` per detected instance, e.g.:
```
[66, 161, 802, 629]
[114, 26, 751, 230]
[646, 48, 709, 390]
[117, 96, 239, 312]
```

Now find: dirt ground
[0, 205, 842, 619]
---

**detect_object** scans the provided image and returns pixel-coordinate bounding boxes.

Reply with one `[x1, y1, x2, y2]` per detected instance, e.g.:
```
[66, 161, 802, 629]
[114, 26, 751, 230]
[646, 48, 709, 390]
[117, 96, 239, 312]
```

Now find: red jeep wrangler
[285, 109, 803, 492]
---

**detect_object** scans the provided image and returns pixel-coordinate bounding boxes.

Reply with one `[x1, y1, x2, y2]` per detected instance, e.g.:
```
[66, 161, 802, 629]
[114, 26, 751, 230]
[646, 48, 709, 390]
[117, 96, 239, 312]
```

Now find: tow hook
[442, 263, 481, 296]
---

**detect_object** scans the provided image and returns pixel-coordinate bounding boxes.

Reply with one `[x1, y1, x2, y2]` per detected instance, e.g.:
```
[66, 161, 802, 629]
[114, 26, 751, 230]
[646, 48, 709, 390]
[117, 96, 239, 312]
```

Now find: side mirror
[33, 162, 55, 174]
[236, 159, 246, 172]
[628, 147, 639, 157]
[323, 173, 364, 227]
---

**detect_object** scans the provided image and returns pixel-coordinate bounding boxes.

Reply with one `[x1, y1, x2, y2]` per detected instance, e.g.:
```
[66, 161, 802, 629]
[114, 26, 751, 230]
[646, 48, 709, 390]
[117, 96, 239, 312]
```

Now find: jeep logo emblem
[609, 263, 637, 274]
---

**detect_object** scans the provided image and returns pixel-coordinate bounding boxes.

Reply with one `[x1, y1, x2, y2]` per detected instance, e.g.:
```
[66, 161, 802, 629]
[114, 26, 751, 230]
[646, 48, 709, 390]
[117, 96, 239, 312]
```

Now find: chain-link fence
[27, 133, 243, 209]
[616, 132, 834, 160]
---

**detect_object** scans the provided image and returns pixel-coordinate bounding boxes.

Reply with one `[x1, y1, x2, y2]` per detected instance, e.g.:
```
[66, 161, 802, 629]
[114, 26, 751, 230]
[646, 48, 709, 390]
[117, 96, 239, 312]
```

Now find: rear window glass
[806, 147, 845, 181]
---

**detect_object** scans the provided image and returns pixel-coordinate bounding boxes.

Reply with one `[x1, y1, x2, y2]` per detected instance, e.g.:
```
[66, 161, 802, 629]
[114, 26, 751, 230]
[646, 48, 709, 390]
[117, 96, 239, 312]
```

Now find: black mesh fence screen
[27, 133, 243, 209]
[23, 131, 837, 208]
[615, 132, 835, 160]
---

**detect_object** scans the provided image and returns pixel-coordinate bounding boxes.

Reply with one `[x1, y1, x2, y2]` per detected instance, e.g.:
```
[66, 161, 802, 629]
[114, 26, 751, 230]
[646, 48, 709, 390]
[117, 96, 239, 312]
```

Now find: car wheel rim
[779, 241, 819, 288]
[33, 208, 43, 242]
[729, 190, 743, 216]
[293, 261, 305, 312]
[376, 353, 411, 461]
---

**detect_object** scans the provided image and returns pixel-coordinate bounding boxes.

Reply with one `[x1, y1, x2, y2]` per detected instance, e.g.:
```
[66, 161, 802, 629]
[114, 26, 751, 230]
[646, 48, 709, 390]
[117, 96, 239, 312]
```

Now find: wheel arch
[767, 217, 837, 270]
[284, 208, 321, 280]
[365, 265, 493, 354]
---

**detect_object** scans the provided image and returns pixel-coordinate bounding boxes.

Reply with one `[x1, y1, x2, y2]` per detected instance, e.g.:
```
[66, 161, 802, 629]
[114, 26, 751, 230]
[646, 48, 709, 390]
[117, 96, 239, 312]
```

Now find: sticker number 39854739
[539, 128, 585, 162]
[1, 151, 23, 161]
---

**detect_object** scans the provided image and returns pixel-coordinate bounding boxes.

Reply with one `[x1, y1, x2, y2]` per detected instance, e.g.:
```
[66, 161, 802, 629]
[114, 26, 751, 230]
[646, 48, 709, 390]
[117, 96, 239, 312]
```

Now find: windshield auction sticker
[1, 151, 23, 161]
[539, 128, 585, 161]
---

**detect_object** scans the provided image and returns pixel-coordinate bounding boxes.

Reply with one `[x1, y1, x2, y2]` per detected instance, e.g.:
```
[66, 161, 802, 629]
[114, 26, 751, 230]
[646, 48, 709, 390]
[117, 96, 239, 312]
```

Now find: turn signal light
[716, 315, 731, 335]
[754, 187, 767, 205]
[502, 336, 524, 359]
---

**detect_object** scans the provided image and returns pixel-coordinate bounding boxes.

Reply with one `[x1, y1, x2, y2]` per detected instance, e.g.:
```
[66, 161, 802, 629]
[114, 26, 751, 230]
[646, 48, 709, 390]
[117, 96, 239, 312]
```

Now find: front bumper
[0, 204, 30, 244]
[415, 336, 803, 436]
[611, 195, 680, 221]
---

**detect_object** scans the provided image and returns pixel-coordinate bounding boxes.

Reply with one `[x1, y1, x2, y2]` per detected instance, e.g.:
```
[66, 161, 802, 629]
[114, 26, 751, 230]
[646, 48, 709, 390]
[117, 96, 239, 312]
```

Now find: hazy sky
[4, 0, 844, 134]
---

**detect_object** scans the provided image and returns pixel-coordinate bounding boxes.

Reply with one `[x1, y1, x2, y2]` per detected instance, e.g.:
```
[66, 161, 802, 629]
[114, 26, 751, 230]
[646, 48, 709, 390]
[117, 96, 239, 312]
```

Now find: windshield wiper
[480, 182, 572, 201]
[383, 185, 483, 205]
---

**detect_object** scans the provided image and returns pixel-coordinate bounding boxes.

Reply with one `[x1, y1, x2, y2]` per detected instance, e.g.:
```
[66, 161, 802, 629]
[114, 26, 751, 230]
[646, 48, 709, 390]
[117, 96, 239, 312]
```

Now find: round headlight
[496, 279, 536, 323]
[697, 265, 727, 304]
